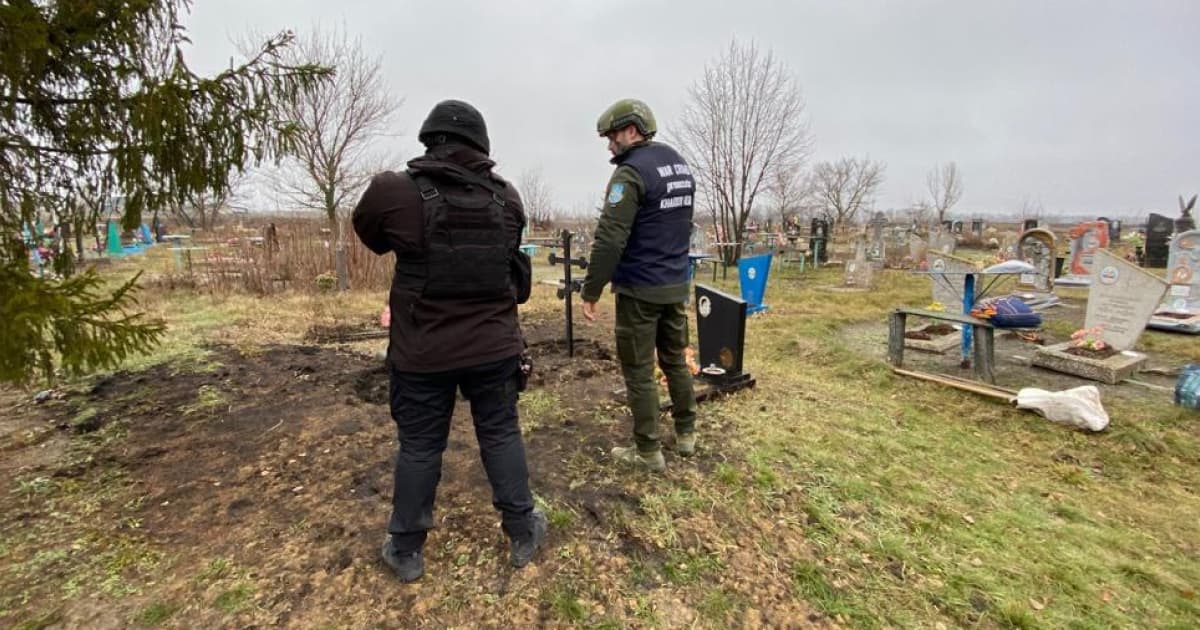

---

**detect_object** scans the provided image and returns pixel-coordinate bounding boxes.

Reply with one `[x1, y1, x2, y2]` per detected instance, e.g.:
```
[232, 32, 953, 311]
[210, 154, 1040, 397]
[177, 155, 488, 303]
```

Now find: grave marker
[1083, 250, 1167, 350]
[547, 229, 588, 356]
[868, 212, 887, 266]
[843, 259, 875, 290]
[908, 233, 928, 266]
[1033, 250, 1167, 383]
[1054, 220, 1110, 287]
[1015, 228, 1057, 293]
[737, 253, 772, 314]
[1145, 213, 1173, 267]
[1148, 229, 1200, 333]
[809, 218, 829, 264]
[694, 284, 756, 396]
[927, 251, 976, 310]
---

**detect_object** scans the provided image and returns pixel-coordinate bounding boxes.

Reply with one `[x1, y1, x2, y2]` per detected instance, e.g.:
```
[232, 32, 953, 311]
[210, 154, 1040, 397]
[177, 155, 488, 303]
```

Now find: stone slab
[1031, 341, 1147, 385]
[1147, 312, 1200, 334]
[1084, 250, 1168, 351]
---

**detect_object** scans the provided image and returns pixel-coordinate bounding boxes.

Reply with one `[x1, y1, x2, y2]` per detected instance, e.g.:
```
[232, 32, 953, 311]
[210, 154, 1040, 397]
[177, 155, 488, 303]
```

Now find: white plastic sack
[1016, 385, 1110, 432]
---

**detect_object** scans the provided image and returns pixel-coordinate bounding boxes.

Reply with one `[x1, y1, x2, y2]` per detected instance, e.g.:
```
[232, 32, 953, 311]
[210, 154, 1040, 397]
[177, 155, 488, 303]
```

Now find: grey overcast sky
[185, 0, 1198, 218]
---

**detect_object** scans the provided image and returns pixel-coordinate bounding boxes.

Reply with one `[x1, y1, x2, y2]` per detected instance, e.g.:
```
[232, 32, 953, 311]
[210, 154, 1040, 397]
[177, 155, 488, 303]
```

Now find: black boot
[381, 538, 423, 582]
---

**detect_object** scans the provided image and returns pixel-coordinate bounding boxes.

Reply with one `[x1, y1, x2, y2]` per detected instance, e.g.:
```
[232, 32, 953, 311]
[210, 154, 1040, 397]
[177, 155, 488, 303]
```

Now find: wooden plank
[891, 367, 1017, 403]
[887, 311, 907, 367]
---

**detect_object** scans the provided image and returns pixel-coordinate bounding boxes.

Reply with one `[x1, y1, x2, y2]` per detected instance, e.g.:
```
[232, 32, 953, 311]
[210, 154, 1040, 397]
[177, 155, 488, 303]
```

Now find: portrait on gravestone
[1148, 229, 1200, 333]
[1065, 220, 1110, 277]
[694, 284, 748, 377]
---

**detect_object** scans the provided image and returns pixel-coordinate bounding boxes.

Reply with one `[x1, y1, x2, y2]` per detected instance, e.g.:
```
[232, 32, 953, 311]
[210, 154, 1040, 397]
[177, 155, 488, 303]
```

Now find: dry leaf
[962, 514, 976, 524]
[1100, 590, 1113, 603]
[970, 557, 983, 567]
[1030, 598, 1045, 611]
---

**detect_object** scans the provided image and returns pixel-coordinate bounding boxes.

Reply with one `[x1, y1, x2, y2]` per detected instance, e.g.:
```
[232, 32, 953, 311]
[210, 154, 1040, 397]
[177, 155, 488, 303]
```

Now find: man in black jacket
[352, 100, 545, 583]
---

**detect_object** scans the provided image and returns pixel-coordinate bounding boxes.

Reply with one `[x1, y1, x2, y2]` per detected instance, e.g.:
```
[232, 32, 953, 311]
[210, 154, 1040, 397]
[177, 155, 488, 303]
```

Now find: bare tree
[518, 168, 556, 231]
[905, 200, 934, 229]
[767, 165, 809, 231]
[810, 157, 886, 229]
[677, 39, 812, 264]
[262, 26, 402, 290]
[926, 162, 963, 225]
[168, 170, 246, 231]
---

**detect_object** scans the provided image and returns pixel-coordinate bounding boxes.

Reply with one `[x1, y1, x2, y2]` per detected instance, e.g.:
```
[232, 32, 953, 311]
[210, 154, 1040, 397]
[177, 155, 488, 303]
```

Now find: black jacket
[352, 143, 528, 372]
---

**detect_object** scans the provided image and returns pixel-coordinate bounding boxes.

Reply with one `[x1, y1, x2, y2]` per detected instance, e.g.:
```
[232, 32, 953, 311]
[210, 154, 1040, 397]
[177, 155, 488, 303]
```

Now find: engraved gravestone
[809, 217, 829, 264]
[1033, 250, 1165, 383]
[843, 259, 875, 289]
[927, 251, 975, 309]
[695, 284, 748, 376]
[1016, 228, 1056, 292]
[1084, 250, 1167, 350]
[868, 212, 887, 265]
[1056, 220, 1110, 286]
[1148, 229, 1200, 333]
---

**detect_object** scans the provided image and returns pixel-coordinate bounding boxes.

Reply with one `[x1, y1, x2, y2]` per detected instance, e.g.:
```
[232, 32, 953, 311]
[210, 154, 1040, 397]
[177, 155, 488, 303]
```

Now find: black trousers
[387, 355, 535, 553]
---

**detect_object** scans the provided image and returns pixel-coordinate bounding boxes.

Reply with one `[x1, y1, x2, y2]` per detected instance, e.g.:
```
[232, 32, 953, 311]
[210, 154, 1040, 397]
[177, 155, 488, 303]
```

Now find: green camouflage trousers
[614, 294, 698, 453]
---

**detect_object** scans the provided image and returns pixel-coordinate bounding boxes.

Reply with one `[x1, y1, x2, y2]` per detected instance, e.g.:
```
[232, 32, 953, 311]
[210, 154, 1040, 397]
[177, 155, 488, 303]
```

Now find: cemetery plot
[1033, 251, 1167, 384]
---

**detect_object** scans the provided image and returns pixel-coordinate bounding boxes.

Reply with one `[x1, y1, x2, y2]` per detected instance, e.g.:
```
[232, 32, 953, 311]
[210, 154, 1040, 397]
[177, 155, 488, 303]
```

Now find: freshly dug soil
[1064, 345, 1119, 360]
[904, 323, 957, 340]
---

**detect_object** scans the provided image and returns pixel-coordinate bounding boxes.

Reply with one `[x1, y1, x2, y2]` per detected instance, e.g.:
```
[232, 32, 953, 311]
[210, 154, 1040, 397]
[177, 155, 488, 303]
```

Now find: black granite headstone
[1023, 219, 1039, 232]
[1146, 213, 1173, 268]
[694, 284, 747, 377]
[952, 220, 964, 234]
[809, 218, 829, 264]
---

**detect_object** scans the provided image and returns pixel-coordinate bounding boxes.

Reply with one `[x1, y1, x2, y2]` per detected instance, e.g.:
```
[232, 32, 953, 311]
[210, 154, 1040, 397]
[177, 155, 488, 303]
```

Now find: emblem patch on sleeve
[607, 183, 625, 205]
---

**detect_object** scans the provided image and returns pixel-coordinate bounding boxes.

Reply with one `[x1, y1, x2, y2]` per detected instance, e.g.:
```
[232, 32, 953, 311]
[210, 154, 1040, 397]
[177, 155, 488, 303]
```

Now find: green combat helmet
[596, 98, 657, 139]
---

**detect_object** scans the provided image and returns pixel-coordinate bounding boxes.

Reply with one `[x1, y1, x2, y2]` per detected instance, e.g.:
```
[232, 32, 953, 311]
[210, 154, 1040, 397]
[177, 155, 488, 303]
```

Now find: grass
[133, 601, 179, 626]
[213, 583, 254, 613]
[3, 249, 1199, 627]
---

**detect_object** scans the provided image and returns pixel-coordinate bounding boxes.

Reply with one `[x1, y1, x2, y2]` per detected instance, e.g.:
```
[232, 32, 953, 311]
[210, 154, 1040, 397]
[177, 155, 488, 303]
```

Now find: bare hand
[582, 301, 598, 322]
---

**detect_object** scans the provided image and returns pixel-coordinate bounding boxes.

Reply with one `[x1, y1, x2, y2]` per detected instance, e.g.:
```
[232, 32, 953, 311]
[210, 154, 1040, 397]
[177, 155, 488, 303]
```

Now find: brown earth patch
[1, 316, 810, 628]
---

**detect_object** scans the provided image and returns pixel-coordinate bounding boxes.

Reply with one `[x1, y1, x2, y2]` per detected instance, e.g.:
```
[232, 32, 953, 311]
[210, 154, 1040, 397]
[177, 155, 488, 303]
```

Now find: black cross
[547, 229, 588, 356]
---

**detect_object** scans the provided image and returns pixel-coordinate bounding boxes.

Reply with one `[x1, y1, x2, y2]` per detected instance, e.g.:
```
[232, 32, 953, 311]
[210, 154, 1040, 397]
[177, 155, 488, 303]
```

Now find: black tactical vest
[611, 142, 694, 288]
[402, 169, 513, 299]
